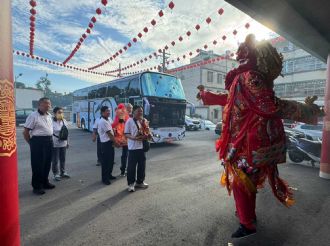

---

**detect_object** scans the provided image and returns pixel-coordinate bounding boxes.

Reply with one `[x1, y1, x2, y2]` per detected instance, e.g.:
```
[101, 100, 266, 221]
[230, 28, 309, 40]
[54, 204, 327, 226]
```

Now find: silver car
[293, 124, 323, 141]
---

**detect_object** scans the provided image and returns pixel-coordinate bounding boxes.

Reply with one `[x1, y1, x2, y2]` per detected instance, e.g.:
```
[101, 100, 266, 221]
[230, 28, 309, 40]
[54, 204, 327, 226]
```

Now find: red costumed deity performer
[197, 34, 324, 238]
[112, 103, 130, 176]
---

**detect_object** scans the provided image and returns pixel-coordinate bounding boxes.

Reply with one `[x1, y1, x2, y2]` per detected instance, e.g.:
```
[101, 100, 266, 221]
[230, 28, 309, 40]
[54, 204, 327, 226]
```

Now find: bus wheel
[81, 119, 86, 131]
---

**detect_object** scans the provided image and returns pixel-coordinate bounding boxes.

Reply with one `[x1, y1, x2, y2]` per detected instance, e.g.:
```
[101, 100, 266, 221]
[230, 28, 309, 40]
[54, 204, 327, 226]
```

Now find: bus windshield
[141, 73, 185, 100]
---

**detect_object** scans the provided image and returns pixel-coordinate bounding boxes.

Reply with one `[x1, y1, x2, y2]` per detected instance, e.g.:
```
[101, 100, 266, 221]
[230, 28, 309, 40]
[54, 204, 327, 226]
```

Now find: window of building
[282, 55, 326, 75]
[214, 109, 219, 119]
[207, 71, 213, 83]
[217, 73, 223, 84]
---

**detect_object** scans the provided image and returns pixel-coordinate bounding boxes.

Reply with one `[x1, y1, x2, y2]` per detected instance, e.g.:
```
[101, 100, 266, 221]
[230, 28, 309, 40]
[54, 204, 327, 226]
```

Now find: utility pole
[119, 63, 121, 77]
[157, 49, 170, 73]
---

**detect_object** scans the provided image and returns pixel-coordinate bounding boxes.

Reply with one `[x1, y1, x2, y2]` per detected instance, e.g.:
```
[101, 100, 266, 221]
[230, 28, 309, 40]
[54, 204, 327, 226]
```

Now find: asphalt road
[17, 127, 330, 246]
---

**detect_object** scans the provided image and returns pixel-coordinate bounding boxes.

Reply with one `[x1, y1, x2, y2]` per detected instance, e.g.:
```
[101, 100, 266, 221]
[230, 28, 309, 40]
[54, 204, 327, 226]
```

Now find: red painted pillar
[0, 0, 21, 245]
[320, 54, 330, 179]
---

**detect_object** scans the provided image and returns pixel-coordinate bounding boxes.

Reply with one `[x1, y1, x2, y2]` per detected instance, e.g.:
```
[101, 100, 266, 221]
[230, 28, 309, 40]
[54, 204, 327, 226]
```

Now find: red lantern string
[63, 5, 107, 65]
[206, 17, 211, 24]
[29, 1, 37, 56]
[118, 22, 257, 75]
[195, 24, 201, 31]
[88, 4, 174, 70]
[14, 49, 118, 77]
[218, 8, 224, 15]
[245, 23, 250, 29]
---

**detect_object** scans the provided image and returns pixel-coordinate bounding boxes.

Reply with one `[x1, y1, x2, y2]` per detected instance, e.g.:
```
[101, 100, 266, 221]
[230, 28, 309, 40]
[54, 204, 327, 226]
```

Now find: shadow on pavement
[20, 181, 104, 223]
[25, 189, 129, 246]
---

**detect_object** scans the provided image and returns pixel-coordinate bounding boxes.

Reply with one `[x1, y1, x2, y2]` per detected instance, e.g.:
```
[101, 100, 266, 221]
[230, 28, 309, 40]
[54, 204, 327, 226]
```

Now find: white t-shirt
[93, 117, 101, 130]
[124, 118, 143, 150]
[52, 119, 68, 148]
[97, 117, 114, 143]
[24, 111, 53, 137]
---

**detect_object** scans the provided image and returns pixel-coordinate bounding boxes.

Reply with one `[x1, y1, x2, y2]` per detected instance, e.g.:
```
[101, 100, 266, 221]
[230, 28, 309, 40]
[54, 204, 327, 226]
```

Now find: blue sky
[12, 0, 274, 93]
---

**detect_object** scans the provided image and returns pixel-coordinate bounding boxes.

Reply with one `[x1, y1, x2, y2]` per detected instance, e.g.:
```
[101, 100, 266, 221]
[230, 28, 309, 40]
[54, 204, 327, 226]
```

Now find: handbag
[133, 119, 150, 152]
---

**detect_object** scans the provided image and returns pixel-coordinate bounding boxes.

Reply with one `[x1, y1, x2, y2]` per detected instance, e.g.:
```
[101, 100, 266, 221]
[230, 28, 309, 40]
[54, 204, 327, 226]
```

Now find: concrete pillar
[0, 0, 21, 245]
[320, 54, 330, 179]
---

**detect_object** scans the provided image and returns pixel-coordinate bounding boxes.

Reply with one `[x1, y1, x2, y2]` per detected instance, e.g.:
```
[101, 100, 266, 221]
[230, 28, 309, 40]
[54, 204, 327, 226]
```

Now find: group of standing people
[92, 103, 150, 192]
[24, 98, 150, 195]
[23, 97, 70, 195]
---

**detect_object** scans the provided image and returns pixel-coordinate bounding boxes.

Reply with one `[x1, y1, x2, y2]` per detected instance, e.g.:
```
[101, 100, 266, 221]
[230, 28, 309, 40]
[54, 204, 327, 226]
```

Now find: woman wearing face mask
[52, 107, 70, 181]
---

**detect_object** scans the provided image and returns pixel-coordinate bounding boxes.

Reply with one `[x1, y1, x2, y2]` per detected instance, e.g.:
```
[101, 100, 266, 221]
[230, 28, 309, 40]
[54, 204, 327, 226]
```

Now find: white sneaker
[128, 184, 135, 192]
[53, 174, 61, 181]
[61, 172, 70, 178]
[135, 182, 149, 189]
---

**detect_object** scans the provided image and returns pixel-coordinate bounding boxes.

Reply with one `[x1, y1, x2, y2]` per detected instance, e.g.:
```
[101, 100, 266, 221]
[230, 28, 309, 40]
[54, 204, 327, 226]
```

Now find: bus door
[87, 101, 95, 131]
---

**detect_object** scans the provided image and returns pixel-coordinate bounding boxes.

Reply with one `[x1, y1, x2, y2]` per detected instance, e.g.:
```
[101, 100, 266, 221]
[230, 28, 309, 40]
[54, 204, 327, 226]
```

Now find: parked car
[282, 119, 297, 128]
[215, 121, 222, 135]
[185, 115, 201, 131]
[293, 123, 323, 141]
[202, 120, 216, 131]
[16, 108, 34, 126]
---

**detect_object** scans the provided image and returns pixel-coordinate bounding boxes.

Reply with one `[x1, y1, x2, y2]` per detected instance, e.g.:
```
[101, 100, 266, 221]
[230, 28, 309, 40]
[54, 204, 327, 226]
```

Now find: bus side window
[88, 89, 97, 99]
[108, 83, 120, 97]
[97, 86, 107, 98]
[128, 78, 140, 96]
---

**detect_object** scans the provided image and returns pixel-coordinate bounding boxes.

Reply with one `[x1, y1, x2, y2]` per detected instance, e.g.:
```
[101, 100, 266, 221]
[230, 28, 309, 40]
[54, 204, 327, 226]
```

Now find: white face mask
[56, 113, 63, 120]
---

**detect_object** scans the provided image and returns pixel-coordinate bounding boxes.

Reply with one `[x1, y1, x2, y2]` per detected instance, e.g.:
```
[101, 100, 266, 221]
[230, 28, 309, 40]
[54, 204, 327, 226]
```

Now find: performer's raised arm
[196, 85, 228, 106]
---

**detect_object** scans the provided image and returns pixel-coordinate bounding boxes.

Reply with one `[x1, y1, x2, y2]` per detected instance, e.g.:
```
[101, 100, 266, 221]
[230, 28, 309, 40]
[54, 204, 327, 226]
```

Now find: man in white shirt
[97, 106, 117, 185]
[125, 105, 149, 192]
[92, 117, 102, 166]
[23, 97, 56, 195]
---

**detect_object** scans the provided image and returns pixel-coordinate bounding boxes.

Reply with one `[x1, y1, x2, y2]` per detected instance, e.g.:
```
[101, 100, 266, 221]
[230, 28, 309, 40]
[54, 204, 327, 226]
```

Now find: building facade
[172, 50, 238, 123]
[15, 87, 44, 109]
[273, 39, 327, 105]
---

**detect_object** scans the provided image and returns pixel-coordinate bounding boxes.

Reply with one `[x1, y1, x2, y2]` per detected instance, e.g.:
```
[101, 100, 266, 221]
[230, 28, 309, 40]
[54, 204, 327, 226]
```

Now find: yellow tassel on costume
[220, 170, 227, 187]
[285, 197, 295, 207]
[235, 168, 257, 194]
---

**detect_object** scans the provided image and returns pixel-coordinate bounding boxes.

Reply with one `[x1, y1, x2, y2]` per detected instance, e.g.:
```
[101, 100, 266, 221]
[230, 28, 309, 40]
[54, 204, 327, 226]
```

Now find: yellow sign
[0, 79, 16, 157]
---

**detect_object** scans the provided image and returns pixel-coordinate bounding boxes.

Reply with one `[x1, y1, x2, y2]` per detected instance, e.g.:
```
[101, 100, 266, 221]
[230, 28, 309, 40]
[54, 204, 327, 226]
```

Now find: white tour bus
[72, 72, 186, 143]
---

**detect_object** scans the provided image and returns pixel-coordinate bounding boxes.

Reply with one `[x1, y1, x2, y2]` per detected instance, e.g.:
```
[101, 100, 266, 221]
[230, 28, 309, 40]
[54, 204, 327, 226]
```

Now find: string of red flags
[120, 55, 233, 76]
[29, 0, 37, 56]
[87, 1, 175, 71]
[120, 35, 287, 77]
[62, 0, 109, 65]
[106, 7, 226, 74]
[14, 50, 117, 78]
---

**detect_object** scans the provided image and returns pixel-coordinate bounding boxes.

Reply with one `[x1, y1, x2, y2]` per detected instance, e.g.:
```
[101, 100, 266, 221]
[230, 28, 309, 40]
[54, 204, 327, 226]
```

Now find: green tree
[15, 82, 26, 88]
[36, 73, 51, 97]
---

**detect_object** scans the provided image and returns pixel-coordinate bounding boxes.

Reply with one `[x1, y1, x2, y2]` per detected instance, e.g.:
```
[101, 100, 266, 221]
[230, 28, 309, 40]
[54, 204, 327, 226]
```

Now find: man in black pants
[92, 117, 102, 166]
[124, 105, 149, 192]
[97, 106, 117, 185]
[23, 97, 56, 195]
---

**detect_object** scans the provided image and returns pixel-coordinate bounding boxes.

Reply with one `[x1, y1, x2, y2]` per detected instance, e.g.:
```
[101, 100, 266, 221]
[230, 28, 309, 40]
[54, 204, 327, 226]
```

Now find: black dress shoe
[44, 183, 56, 189]
[109, 175, 117, 180]
[33, 189, 46, 195]
[231, 224, 256, 238]
[103, 180, 111, 185]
